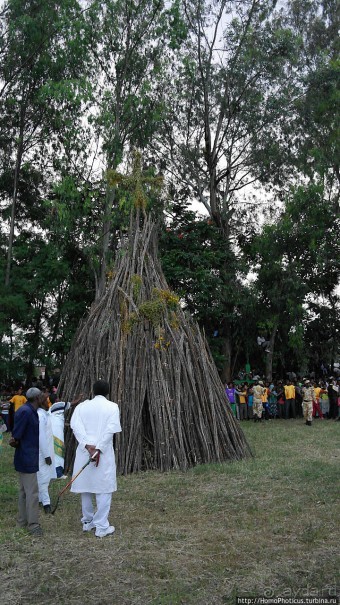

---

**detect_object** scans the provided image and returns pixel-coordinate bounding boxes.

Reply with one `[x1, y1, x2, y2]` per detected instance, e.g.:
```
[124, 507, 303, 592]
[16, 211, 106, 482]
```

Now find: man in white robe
[49, 401, 70, 478]
[70, 380, 121, 538]
[37, 395, 57, 513]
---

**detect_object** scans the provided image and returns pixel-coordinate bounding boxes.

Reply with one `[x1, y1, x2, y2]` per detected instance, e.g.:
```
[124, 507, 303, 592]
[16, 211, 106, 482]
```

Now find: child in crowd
[247, 385, 254, 419]
[236, 384, 248, 420]
[225, 383, 237, 418]
[320, 386, 329, 417]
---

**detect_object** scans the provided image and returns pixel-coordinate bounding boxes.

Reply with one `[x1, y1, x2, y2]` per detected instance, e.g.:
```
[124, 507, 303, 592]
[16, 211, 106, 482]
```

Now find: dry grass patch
[1, 419, 339, 605]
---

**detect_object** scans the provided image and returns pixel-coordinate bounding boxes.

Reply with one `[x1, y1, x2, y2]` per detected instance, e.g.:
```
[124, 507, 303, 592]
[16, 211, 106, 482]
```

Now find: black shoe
[306, 421, 312, 426]
[254, 417, 257, 423]
[43, 504, 51, 514]
[29, 525, 44, 536]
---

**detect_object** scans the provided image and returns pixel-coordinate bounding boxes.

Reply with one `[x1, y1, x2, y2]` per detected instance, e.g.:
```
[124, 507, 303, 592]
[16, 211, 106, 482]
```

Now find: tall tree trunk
[221, 333, 232, 383]
[265, 324, 278, 382]
[5, 103, 25, 287]
[46, 287, 64, 365]
[231, 342, 240, 379]
[95, 185, 114, 300]
[27, 303, 45, 380]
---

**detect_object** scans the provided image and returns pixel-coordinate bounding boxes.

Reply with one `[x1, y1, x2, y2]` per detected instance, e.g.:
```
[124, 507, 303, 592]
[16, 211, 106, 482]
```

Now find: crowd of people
[0, 384, 59, 433]
[0, 371, 338, 539]
[225, 377, 340, 425]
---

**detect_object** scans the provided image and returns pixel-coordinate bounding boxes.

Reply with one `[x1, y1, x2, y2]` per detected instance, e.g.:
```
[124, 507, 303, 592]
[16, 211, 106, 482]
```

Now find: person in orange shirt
[284, 380, 296, 419]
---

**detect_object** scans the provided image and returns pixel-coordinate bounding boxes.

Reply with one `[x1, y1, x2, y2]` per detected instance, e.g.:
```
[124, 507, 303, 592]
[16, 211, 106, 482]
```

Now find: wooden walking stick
[51, 451, 99, 515]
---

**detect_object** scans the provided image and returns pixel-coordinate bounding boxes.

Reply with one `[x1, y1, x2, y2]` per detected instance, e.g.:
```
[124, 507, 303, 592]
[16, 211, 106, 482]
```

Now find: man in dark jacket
[9, 387, 43, 536]
[328, 378, 338, 419]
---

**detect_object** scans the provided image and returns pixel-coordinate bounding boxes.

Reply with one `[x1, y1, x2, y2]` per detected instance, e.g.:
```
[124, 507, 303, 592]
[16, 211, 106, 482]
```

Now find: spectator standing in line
[284, 380, 296, 419]
[253, 380, 266, 422]
[0, 416, 6, 449]
[320, 383, 329, 417]
[1, 400, 10, 431]
[9, 388, 43, 536]
[294, 382, 303, 417]
[225, 383, 237, 418]
[276, 382, 285, 419]
[336, 380, 340, 421]
[234, 388, 240, 420]
[313, 383, 324, 419]
[328, 378, 338, 419]
[268, 382, 278, 418]
[247, 385, 254, 420]
[235, 384, 248, 420]
[301, 379, 316, 426]
[262, 383, 270, 419]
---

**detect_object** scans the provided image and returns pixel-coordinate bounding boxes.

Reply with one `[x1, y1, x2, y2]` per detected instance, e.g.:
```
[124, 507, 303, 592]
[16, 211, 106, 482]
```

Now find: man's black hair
[93, 380, 110, 397]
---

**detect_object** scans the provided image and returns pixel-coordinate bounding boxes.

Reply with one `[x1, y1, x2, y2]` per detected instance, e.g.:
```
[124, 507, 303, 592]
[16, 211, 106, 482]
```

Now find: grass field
[0, 419, 339, 605]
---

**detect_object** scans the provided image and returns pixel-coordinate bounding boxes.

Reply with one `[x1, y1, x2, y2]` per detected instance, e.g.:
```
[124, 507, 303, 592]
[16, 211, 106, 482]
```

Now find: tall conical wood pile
[59, 211, 252, 474]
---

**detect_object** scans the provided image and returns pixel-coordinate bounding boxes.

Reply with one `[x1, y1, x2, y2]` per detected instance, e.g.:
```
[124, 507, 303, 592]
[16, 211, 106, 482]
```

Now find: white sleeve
[70, 405, 90, 451]
[96, 406, 122, 452]
[39, 412, 50, 459]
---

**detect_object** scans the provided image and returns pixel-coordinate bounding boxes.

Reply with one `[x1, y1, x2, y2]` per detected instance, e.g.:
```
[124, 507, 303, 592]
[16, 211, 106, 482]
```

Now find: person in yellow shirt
[9, 387, 27, 412]
[262, 384, 270, 419]
[313, 384, 324, 419]
[235, 385, 248, 420]
[284, 381, 296, 419]
[8, 387, 27, 430]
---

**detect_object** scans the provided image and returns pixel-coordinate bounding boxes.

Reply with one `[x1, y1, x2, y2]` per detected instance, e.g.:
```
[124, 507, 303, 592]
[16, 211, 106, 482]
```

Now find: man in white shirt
[70, 380, 121, 538]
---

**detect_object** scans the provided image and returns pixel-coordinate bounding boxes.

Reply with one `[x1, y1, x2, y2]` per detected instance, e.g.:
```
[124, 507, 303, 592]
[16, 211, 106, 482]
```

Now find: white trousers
[37, 476, 51, 505]
[81, 492, 112, 532]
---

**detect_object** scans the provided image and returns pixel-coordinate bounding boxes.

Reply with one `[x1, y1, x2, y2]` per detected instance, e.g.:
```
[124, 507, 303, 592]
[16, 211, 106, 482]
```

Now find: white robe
[49, 403, 69, 469]
[37, 408, 57, 483]
[70, 395, 121, 494]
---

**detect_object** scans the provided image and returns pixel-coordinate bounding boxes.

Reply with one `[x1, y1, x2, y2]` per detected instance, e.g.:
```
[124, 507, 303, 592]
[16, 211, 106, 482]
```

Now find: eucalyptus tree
[0, 0, 91, 288]
[283, 0, 339, 201]
[159, 200, 258, 379]
[0, 0, 95, 380]
[247, 183, 339, 380]
[154, 0, 301, 378]
[82, 0, 182, 299]
[153, 0, 337, 378]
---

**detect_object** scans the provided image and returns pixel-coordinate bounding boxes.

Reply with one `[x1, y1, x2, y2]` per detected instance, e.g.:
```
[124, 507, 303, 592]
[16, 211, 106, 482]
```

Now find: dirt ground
[1, 419, 339, 605]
